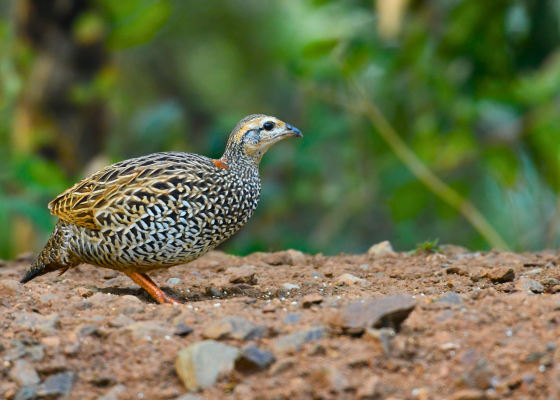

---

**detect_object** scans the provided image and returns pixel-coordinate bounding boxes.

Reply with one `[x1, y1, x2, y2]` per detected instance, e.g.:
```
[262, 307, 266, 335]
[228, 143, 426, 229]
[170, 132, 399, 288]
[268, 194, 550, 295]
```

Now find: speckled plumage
[21, 114, 302, 303]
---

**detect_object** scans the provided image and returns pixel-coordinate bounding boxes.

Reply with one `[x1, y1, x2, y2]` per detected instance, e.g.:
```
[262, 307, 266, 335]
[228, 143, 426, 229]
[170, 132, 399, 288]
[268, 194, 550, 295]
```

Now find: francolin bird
[21, 115, 302, 304]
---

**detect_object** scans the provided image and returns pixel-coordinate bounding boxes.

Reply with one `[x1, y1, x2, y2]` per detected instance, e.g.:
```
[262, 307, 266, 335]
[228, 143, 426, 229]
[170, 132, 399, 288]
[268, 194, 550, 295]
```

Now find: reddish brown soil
[2, 246, 560, 400]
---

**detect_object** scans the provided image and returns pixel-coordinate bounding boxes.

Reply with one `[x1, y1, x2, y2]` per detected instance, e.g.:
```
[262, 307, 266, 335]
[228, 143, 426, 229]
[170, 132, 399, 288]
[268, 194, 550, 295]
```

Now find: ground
[1, 245, 560, 400]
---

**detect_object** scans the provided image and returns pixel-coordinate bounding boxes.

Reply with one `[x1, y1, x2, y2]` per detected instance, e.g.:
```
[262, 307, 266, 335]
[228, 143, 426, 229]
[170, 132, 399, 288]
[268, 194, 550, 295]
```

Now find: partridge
[21, 114, 302, 304]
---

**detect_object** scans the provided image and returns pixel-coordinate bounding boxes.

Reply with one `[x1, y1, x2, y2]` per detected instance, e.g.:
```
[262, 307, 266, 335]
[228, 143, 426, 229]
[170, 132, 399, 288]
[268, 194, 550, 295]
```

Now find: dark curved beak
[285, 124, 303, 138]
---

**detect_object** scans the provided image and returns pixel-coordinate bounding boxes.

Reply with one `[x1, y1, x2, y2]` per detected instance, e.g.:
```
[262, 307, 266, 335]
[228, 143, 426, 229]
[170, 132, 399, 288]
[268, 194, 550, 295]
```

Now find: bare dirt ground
[2, 244, 560, 400]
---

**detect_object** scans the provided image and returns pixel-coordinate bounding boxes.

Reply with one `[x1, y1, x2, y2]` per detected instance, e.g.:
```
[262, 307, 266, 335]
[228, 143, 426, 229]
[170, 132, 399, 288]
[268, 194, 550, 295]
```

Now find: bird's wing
[48, 152, 217, 230]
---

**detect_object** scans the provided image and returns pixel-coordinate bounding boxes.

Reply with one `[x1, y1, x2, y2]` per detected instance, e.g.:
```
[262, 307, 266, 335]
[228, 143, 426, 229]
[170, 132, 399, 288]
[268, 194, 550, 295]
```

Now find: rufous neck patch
[213, 159, 228, 170]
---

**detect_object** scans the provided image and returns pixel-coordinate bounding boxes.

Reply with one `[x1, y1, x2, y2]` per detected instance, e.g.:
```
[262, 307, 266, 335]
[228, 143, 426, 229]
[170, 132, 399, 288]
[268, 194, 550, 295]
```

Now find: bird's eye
[263, 122, 274, 131]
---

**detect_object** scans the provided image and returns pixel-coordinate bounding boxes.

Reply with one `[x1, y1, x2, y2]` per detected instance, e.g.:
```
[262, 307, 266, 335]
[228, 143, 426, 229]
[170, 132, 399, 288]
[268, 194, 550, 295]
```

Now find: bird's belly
[69, 203, 255, 271]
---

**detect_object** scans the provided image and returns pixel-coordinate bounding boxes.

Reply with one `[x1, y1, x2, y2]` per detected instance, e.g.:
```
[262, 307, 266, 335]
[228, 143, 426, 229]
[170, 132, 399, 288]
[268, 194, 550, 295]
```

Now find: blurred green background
[1, 0, 560, 259]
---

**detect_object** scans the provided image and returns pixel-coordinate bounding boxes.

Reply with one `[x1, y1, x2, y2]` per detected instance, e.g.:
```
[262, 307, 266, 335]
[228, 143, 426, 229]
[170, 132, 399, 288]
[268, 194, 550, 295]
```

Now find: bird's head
[222, 114, 302, 164]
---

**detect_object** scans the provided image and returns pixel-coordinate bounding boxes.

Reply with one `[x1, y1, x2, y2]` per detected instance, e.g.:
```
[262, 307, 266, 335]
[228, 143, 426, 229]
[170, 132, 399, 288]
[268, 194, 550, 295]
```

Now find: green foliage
[409, 239, 441, 255]
[2, 0, 560, 259]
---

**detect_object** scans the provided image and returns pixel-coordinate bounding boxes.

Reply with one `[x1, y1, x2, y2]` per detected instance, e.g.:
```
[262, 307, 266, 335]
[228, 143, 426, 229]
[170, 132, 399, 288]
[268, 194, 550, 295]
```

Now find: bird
[20, 114, 302, 304]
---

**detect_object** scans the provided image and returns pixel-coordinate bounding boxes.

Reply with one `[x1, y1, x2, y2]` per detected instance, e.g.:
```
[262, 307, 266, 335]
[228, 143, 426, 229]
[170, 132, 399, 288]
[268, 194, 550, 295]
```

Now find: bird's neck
[221, 143, 261, 176]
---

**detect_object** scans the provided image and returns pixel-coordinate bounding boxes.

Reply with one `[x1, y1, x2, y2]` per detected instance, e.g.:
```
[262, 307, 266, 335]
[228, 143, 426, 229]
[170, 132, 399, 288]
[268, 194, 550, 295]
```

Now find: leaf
[302, 39, 339, 59]
[106, 1, 171, 49]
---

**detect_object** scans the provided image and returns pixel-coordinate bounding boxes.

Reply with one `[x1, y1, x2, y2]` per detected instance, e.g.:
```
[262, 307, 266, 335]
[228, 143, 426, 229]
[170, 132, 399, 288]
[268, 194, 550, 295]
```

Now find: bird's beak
[284, 124, 303, 138]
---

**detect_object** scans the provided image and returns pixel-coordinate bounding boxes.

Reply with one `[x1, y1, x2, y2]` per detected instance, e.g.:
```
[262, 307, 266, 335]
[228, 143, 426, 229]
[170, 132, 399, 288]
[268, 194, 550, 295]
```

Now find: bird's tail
[21, 221, 77, 284]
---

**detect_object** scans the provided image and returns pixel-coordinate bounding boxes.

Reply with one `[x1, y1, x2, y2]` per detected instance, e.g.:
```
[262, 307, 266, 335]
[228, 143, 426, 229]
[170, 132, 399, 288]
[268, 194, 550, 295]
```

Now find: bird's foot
[124, 271, 182, 305]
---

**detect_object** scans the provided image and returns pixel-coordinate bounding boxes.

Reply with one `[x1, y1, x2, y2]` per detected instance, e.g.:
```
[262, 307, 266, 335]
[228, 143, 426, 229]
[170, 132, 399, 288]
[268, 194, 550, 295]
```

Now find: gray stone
[234, 344, 276, 373]
[166, 277, 183, 285]
[15, 386, 37, 400]
[367, 241, 395, 256]
[335, 273, 370, 287]
[516, 278, 544, 293]
[9, 360, 41, 386]
[526, 268, 542, 275]
[174, 322, 194, 337]
[437, 291, 464, 305]
[108, 315, 135, 328]
[284, 313, 302, 324]
[96, 384, 126, 400]
[328, 294, 416, 334]
[280, 283, 300, 290]
[123, 321, 171, 340]
[273, 326, 325, 354]
[203, 316, 257, 341]
[175, 340, 239, 391]
[36, 371, 76, 397]
[269, 357, 297, 375]
[12, 312, 60, 336]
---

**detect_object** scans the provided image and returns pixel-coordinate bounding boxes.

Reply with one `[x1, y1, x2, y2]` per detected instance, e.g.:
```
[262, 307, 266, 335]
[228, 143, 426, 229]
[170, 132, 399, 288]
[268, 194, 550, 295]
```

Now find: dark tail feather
[21, 220, 76, 284]
[20, 260, 46, 283]
[21, 257, 70, 283]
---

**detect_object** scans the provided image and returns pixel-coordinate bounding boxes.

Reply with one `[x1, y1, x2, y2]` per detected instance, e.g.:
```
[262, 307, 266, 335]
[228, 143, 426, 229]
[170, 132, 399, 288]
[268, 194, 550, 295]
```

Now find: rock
[227, 267, 258, 285]
[15, 386, 36, 400]
[96, 384, 126, 400]
[310, 271, 324, 279]
[367, 241, 395, 256]
[205, 286, 222, 297]
[174, 322, 194, 337]
[328, 294, 416, 334]
[363, 328, 395, 355]
[335, 273, 370, 287]
[203, 316, 258, 341]
[273, 326, 325, 354]
[263, 250, 305, 266]
[166, 277, 183, 285]
[234, 344, 276, 373]
[280, 283, 300, 290]
[450, 389, 486, 400]
[12, 312, 60, 336]
[36, 372, 76, 398]
[108, 315, 135, 328]
[262, 304, 276, 313]
[358, 264, 372, 271]
[284, 313, 302, 324]
[487, 267, 515, 283]
[0, 280, 24, 296]
[9, 360, 41, 386]
[525, 268, 542, 275]
[175, 340, 239, 391]
[302, 294, 323, 309]
[310, 365, 349, 393]
[356, 375, 381, 399]
[123, 321, 171, 340]
[73, 287, 94, 298]
[446, 266, 468, 276]
[269, 357, 297, 376]
[437, 292, 463, 305]
[516, 278, 544, 293]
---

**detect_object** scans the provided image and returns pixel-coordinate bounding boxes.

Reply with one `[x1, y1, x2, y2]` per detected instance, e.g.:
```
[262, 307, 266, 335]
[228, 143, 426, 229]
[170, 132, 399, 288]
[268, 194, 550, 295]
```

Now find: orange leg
[124, 271, 181, 305]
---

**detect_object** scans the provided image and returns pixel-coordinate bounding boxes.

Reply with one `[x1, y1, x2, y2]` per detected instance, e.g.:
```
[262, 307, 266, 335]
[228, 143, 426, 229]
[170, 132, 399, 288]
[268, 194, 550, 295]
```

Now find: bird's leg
[124, 271, 181, 305]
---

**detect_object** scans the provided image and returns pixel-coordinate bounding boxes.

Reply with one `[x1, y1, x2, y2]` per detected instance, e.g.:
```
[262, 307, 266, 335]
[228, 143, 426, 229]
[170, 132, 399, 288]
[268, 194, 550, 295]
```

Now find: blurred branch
[307, 82, 511, 251]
